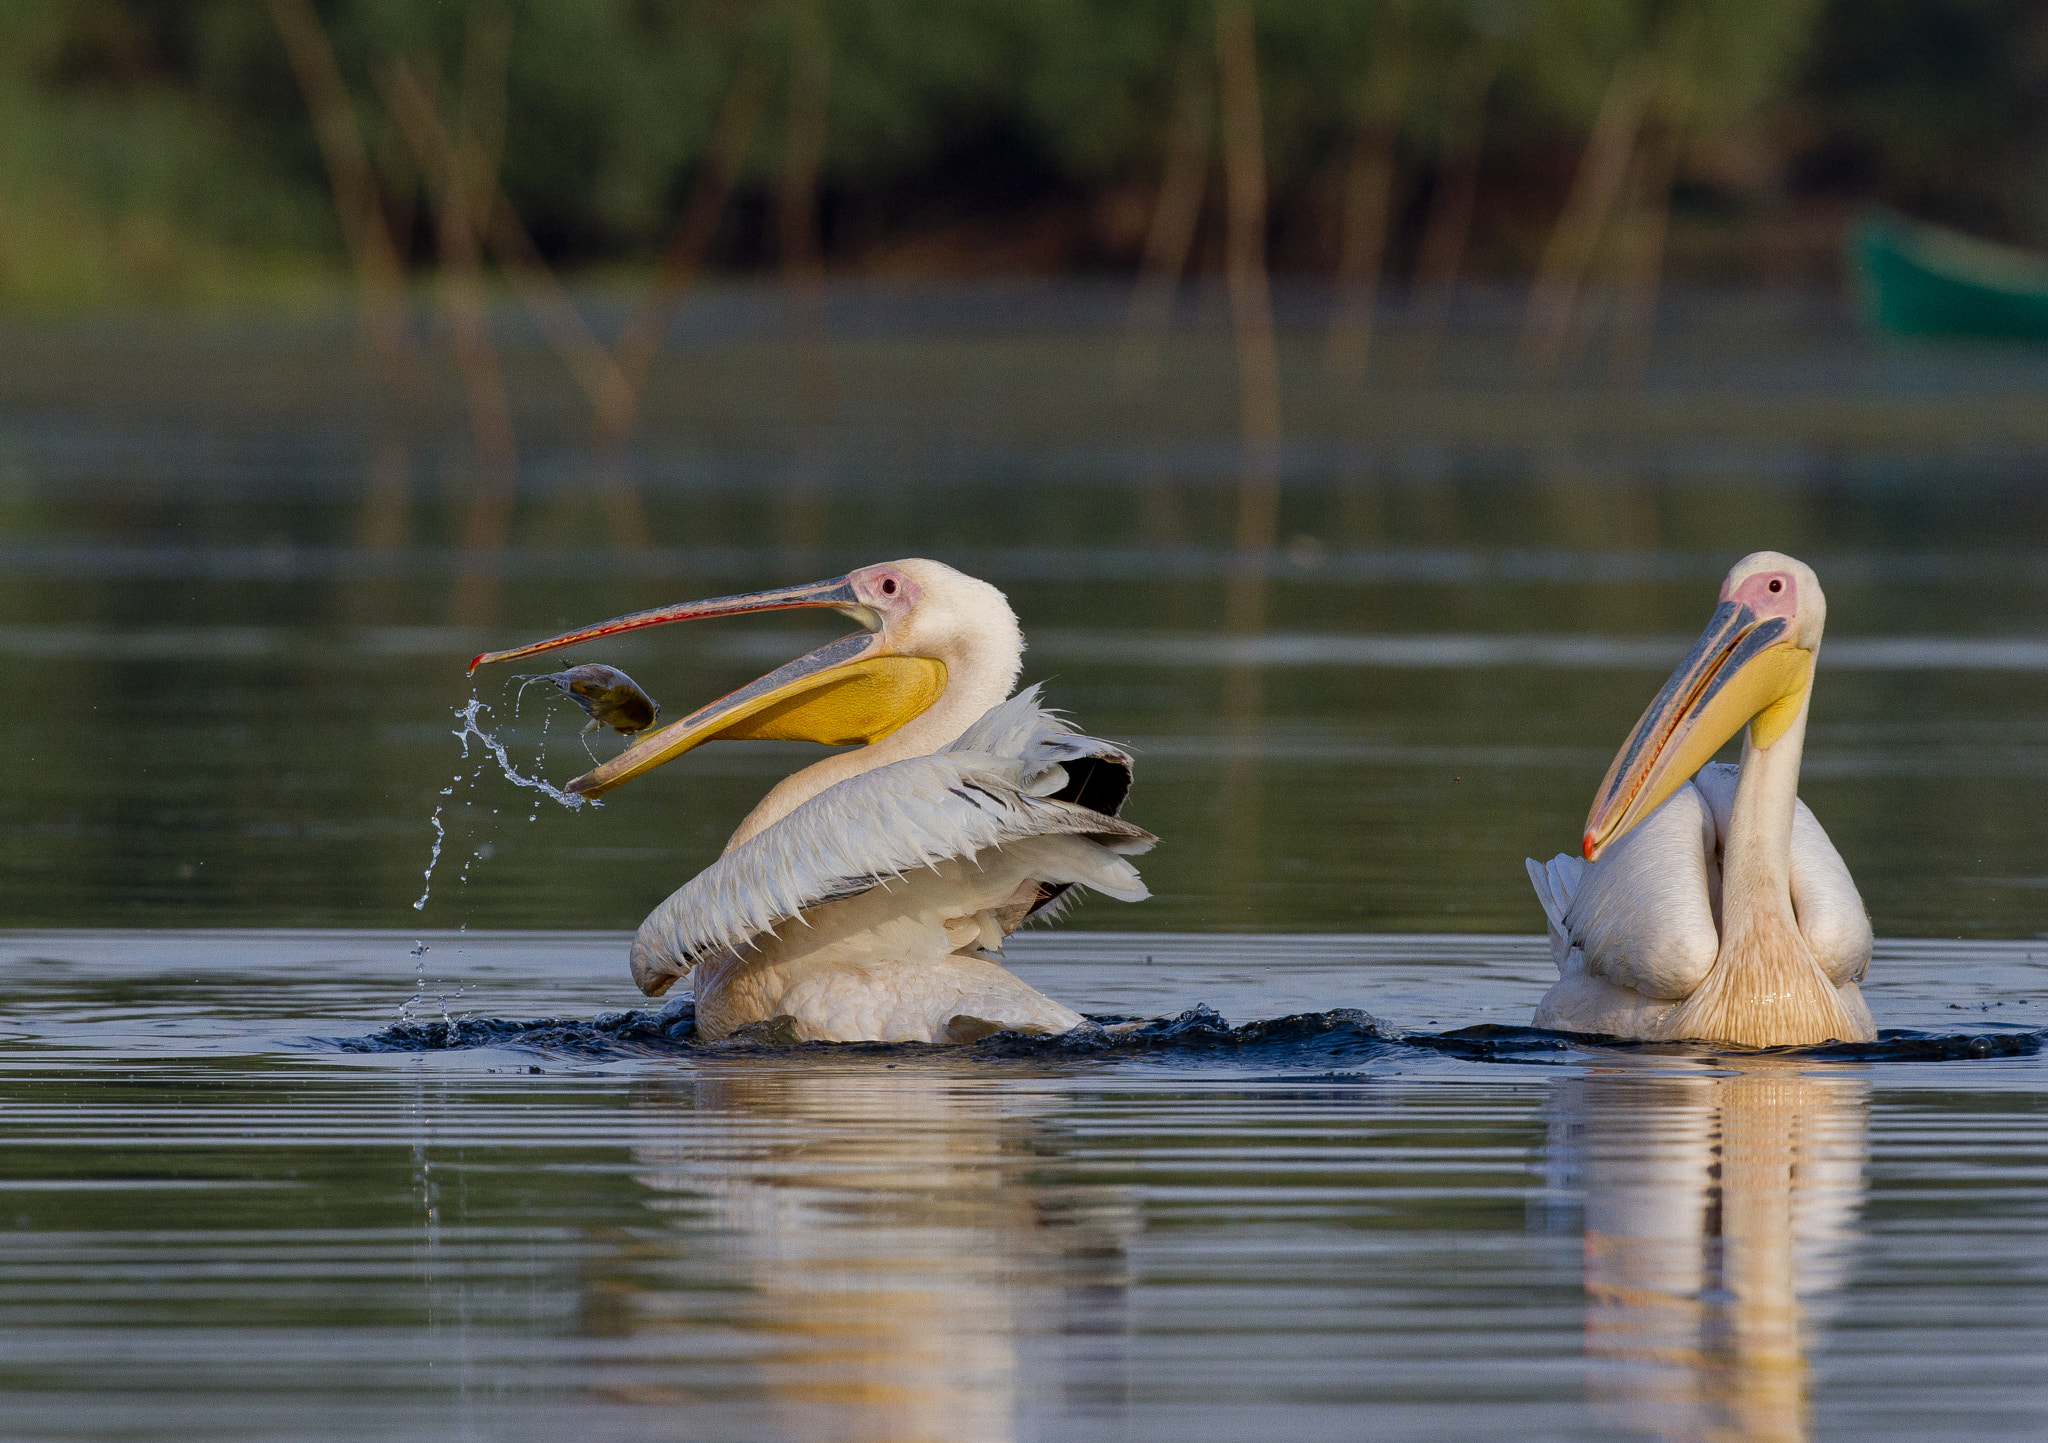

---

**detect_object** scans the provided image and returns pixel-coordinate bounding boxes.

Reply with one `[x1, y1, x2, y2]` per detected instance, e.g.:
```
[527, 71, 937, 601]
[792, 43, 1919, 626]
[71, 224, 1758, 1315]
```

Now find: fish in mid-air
[516, 663, 660, 737]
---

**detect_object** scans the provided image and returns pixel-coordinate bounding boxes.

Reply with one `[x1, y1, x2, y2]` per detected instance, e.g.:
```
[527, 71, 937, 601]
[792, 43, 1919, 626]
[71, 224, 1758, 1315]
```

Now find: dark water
[4, 285, 2048, 936]
[4, 285, 2048, 1437]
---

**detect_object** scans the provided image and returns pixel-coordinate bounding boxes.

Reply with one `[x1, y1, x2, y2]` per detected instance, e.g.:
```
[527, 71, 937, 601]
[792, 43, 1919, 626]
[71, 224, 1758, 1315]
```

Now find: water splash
[397, 940, 427, 1020]
[453, 697, 596, 812]
[407, 696, 601, 1005]
[412, 806, 445, 911]
[527, 709, 552, 823]
[414, 698, 594, 914]
[396, 940, 473, 1025]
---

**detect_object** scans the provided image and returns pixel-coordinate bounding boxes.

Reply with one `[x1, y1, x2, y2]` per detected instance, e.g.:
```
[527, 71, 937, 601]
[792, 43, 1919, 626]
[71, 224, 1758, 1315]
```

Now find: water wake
[325, 1002, 2046, 1066]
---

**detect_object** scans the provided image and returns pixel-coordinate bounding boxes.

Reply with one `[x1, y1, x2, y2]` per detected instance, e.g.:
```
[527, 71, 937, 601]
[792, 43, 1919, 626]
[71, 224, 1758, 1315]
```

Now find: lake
[1, 282, 2046, 1438]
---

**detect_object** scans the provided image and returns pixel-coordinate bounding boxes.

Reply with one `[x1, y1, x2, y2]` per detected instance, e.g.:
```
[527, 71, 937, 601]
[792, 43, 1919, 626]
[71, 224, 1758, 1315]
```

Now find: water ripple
[327, 1000, 2044, 1067]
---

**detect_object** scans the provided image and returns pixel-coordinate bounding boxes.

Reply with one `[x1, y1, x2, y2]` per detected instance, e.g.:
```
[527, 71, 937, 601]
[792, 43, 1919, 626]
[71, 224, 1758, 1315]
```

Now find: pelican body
[1526, 552, 1876, 1046]
[471, 560, 1152, 1043]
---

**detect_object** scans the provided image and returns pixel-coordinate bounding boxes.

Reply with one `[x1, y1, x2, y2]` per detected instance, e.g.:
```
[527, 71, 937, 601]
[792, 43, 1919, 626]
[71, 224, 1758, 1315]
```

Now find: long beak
[469, 575, 872, 673]
[1581, 600, 1813, 861]
[469, 577, 946, 799]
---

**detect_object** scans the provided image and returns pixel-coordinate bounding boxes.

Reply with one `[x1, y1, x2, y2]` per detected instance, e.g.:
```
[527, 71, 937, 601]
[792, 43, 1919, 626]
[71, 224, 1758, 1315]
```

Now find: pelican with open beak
[471, 559, 1154, 1043]
[1525, 552, 1875, 1046]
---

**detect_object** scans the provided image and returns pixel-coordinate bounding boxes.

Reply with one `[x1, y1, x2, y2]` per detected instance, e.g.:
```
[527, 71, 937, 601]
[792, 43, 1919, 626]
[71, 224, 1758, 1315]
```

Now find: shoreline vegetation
[6, 1, 2040, 621]
[0, 0, 2041, 312]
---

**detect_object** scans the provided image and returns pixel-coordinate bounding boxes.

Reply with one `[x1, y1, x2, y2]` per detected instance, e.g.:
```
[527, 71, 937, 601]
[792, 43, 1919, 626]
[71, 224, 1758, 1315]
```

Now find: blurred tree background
[0, 0, 2043, 305]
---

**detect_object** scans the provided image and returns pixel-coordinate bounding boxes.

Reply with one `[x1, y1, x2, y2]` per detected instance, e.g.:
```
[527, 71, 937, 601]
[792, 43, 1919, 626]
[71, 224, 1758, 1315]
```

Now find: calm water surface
[3, 285, 2048, 934]
[3, 287, 2048, 1438]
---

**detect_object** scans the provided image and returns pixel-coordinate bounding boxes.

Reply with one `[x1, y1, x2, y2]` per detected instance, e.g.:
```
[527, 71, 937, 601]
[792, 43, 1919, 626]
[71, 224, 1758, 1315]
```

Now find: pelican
[470, 559, 1153, 1043]
[1526, 552, 1875, 1046]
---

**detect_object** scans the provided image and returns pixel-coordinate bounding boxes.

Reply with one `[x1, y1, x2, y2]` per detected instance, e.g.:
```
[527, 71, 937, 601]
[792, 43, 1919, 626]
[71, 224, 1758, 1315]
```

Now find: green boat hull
[1851, 211, 2048, 339]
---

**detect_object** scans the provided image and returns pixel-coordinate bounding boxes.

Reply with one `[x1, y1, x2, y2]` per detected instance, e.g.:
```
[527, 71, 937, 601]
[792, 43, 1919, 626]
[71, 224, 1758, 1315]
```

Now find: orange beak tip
[1581, 832, 1599, 862]
[468, 654, 487, 675]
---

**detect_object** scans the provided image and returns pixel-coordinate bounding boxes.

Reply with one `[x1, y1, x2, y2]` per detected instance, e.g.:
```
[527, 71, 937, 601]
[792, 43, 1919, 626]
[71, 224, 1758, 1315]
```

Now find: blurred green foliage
[0, 0, 2042, 304]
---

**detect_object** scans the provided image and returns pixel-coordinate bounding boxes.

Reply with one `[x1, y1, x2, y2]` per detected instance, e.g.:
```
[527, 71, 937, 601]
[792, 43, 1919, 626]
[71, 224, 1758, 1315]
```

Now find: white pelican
[470, 559, 1153, 1043]
[1526, 552, 1876, 1046]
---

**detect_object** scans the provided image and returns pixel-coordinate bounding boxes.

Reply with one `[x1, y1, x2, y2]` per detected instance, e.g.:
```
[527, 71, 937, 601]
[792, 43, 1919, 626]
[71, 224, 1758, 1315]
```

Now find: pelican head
[1582, 551, 1824, 861]
[470, 558, 1021, 798]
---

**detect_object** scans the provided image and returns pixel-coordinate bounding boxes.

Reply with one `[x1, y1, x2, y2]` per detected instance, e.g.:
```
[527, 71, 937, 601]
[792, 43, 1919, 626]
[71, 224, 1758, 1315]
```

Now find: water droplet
[412, 806, 446, 911]
[450, 698, 598, 812]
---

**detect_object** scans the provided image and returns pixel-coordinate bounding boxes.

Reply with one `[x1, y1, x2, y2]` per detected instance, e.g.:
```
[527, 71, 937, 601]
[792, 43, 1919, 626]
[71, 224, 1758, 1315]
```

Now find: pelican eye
[1768, 579, 1782, 593]
[881, 578, 898, 595]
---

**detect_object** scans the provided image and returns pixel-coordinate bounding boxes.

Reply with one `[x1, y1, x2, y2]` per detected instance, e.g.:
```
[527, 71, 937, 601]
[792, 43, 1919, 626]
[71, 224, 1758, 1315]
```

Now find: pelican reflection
[1545, 1057, 1869, 1442]
[601, 1063, 1136, 1442]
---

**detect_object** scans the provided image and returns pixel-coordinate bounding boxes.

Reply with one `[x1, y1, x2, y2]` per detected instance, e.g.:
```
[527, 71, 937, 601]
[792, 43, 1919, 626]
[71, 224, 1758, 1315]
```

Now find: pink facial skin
[1722, 569, 1798, 619]
[849, 564, 922, 621]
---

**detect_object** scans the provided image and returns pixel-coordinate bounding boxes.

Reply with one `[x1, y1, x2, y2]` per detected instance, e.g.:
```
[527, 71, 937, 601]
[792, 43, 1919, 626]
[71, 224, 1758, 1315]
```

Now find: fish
[515, 663, 660, 737]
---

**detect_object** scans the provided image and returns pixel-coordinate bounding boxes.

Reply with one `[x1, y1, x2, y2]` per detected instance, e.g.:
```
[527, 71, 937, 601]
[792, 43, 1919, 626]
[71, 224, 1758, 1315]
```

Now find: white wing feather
[1532, 780, 1720, 1001]
[634, 687, 1152, 970]
[1524, 853, 1587, 971]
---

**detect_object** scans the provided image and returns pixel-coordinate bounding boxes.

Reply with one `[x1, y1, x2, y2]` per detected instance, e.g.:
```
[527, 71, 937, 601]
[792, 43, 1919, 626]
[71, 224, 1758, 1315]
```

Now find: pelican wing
[634, 688, 1153, 972]
[1535, 779, 1721, 1001]
[1525, 853, 1588, 972]
[1790, 807, 1874, 985]
[945, 685, 1136, 817]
